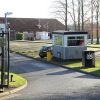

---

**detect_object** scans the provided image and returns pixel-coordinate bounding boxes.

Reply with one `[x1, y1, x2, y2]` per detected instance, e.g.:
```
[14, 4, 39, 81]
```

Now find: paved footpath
[1, 53, 100, 100]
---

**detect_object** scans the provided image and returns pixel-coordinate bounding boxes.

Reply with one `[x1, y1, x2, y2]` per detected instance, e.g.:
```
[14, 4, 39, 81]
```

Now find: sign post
[0, 24, 8, 91]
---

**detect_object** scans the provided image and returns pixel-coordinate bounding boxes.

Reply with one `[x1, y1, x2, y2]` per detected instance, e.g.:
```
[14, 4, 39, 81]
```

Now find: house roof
[0, 17, 65, 32]
[36, 18, 65, 31]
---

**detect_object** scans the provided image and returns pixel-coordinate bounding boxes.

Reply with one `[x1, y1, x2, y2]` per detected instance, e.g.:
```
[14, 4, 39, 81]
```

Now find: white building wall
[36, 31, 49, 40]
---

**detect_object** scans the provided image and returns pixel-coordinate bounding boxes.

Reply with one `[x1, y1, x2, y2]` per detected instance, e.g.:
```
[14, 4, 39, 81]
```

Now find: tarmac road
[2, 53, 100, 100]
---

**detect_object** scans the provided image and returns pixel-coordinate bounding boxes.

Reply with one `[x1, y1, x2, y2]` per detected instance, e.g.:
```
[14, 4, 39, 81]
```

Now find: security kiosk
[52, 30, 88, 60]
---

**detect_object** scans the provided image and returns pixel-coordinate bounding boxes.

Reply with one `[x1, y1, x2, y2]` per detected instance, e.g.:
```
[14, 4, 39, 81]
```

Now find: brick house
[0, 17, 65, 40]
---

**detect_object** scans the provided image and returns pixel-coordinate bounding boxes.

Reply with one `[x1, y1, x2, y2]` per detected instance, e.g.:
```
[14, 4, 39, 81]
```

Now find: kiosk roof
[52, 30, 88, 35]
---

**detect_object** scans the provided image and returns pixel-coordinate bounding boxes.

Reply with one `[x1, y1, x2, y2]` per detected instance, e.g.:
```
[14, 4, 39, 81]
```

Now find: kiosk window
[54, 35, 62, 46]
[68, 36, 84, 46]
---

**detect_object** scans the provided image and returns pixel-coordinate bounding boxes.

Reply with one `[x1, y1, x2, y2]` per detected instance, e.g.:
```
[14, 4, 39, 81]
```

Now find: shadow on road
[47, 69, 74, 75]
[75, 74, 100, 79]
[10, 60, 46, 74]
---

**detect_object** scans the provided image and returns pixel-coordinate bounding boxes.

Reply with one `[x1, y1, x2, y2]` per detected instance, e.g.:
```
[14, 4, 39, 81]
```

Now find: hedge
[16, 33, 23, 40]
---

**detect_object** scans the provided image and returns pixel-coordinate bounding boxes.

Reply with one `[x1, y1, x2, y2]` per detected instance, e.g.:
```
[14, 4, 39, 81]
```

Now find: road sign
[0, 24, 5, 33]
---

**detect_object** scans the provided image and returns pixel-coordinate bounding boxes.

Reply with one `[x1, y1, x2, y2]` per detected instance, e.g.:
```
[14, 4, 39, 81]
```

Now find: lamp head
[5, 12, 13, 16]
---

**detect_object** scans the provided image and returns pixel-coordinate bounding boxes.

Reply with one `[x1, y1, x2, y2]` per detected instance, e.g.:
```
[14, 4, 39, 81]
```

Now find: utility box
[82, 50, 95, 68]
[52, 30, 88, 60]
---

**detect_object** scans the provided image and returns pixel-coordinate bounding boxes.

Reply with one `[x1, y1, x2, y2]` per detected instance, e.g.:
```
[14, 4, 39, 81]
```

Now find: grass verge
[50, 59, 100, 76]
[9, 73, 27, 88]
[0, 73, 27, 88]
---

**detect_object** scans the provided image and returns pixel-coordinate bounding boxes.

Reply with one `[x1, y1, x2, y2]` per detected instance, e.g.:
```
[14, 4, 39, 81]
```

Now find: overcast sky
[0, 0, 56, 18]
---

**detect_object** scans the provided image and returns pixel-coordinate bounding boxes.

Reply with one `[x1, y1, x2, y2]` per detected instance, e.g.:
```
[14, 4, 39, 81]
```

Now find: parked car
[39, 46, 52, 58]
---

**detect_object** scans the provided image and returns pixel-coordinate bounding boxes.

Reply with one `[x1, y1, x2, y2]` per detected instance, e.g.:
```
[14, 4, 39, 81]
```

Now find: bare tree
[52, 0, 68, 30]
[90, 0, 96, 44]
[95, 0, 100, 44]
[91, 0, 93, 44]
[68, 0, 91, 31]
[81, 0, 84, 31]
[52, 0, 94, 32]
[77, 0, 81, 31]
[65, 0, 68, 30]
[72, 0, 77, 30]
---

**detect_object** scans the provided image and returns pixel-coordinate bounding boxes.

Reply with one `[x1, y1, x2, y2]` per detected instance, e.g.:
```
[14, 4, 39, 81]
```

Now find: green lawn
[87, 44, 100, 51]
[9, 73, 27, 88]
[10, 40, 52, 58]
[0, 73, 27, 88]
[10, 40, 100, 58]
[87, 44, 100, 48]
[61, 59, 100, 75]
[87, 47, 100, 51]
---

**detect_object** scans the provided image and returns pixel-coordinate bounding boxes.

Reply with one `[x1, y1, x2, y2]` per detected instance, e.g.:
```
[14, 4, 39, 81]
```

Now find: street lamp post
[4, 12, 12, 87]
[5, 12, 12, 32]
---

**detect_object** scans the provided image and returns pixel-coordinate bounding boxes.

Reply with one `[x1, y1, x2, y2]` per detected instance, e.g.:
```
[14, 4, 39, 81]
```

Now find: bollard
[10, 75, 13, 82]
[47, 51, 52, 61]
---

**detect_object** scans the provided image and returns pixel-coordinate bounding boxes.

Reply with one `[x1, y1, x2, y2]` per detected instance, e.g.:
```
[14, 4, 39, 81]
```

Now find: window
[54, 35, 62, 46]
[67, 36, 84, 46]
